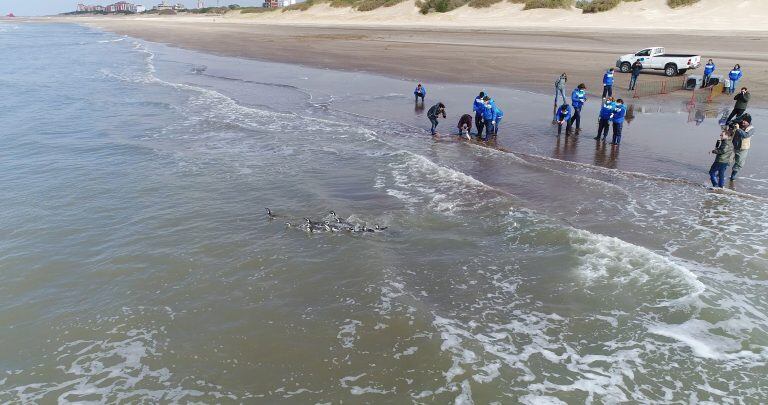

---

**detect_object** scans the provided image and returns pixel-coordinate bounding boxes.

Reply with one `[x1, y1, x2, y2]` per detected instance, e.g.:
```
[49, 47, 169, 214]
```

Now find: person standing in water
[595, 97, 615, 141]
[481, 99, 497, 141]
[555, 104, 571, 136]
[629, 61, 642, 91]
[554, 73, 568, 107]
[414, 83, 426, 104]
[702, 59, 716, 88]
[492, 104, 504, 136]
[726, 87, 750, 124]
[728, 65, 743, 94]
[602, 68, 615, 98]
[730, 115, 754, 181]
[568, 83, 587, 134]
[611, 99, 627, 145]
[427, 102, 446, 136]
[473, 92, 486, 139]
[709, 130, 734, 188]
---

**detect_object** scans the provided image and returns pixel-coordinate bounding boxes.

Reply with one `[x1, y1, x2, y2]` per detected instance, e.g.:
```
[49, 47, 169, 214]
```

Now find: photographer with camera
[726, 87, 750, 124]
[730, 114, 755, 181]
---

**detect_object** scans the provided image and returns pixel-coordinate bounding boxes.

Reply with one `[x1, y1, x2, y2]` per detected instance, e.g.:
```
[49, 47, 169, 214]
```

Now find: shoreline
[48, 16, 768, 108]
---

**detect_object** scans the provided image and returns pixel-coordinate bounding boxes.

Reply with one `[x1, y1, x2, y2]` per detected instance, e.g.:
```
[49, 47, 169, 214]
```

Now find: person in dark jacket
[726, 87, 750, 123]
[730, 115, 755, 181]
[473, 92, 486, 138]
[710, 130, 734, 188]
[457, 114, 473, 139]
[629, 61, 642, 91]
[427, 102, 446, 136]
[414, 83, 426, 103]
[555, 104, 571, 136]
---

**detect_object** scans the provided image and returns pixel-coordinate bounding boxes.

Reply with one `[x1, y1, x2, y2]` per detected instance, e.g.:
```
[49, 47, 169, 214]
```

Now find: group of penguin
[265, 208, 388, 234]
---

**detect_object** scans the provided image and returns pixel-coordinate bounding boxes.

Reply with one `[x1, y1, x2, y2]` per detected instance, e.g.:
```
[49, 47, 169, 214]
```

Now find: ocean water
[1, 22, 767, 403]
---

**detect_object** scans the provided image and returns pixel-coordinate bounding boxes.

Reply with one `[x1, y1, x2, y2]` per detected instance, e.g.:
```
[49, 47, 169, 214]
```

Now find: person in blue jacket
[555, 104, 571, 136]
[602, 68, 615, 98]
[728, 65, 743, 94]
[481, 99, 497, 141]
[611, 99, 627, 145]
[594, 97, 615, 141]
[414, 83, 426, 103]
[492, 105, 504, 136]
[473, 92, 486, 138]
[568, 83, 587, 133]
[702, 59, 716, 88]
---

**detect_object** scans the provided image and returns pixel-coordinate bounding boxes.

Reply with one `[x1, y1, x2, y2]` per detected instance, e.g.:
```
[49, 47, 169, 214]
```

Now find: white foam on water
[337, 319, 362, 349]
[568, 228, 706, 305]
[519, 394, 568, 405]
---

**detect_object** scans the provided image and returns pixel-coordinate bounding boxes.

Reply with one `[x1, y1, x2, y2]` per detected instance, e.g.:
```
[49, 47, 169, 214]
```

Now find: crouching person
[458, 114, 473, 140]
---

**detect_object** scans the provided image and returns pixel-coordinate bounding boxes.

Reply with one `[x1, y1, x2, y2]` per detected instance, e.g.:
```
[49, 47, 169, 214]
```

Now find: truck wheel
[620, 62, 631, 73]
[664, 64, 678, 77]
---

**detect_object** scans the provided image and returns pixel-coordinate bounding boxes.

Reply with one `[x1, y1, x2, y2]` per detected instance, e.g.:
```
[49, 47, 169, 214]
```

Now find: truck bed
[662, 54, 698, 58]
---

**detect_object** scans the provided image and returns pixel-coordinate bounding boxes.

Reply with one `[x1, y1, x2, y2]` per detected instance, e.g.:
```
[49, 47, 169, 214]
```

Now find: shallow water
[1, 23, 767, 403]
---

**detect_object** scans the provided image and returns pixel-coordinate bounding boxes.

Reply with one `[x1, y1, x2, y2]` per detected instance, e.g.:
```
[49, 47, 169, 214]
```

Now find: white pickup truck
[616, 47, 701, 77]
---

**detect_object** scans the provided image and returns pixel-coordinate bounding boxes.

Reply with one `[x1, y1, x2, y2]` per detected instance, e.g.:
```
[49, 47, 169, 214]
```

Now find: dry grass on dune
[576, 0, 641, 13]
[667, 0, 700, 8]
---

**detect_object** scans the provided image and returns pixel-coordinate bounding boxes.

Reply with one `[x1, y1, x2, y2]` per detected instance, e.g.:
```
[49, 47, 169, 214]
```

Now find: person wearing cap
[730, 115, 754, 181]
[602, 68, 615, 98]
[709, 130, 734, 188]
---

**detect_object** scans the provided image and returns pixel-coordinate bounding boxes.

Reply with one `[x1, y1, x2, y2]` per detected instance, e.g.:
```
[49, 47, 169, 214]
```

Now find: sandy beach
[43, 0, 768, 105]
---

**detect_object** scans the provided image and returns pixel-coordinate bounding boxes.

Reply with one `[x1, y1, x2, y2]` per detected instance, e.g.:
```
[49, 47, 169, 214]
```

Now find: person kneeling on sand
[555, 104, 571, 136]
[414, 83, 426, 104]
[709, 130, 734, 188]
[611, 99, 627, 145]
[458, 114, 473, 140]
[427, 102, 446, 136]
[730, 115, 754, 181]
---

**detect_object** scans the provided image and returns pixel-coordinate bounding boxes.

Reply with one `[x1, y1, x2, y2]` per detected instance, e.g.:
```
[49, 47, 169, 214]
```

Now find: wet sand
[59, 17, 768, 107]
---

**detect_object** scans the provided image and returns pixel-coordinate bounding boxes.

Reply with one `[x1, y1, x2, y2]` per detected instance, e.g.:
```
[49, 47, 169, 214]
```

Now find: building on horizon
[153, 1, 186, 11]
[77, 2, 139, 13]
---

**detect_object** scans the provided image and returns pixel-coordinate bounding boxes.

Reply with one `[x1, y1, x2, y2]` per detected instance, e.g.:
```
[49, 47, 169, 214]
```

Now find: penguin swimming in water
[265, 208, 278, 220]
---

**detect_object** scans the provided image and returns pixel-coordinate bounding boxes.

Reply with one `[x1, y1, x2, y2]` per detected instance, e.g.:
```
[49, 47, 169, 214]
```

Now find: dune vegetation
[667, 0, 700, 7]
[576, 0, 641, 13]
